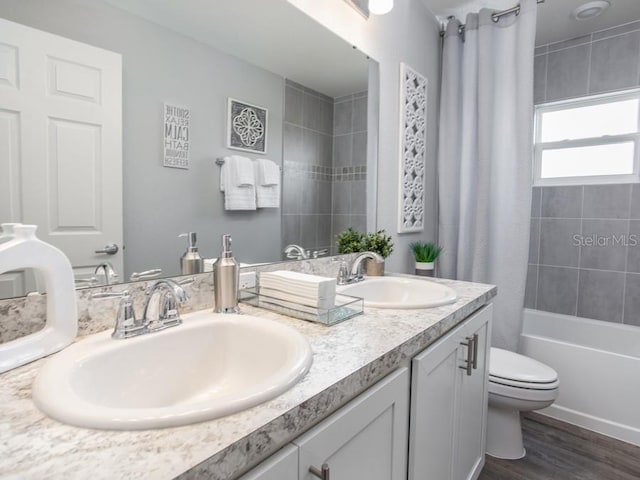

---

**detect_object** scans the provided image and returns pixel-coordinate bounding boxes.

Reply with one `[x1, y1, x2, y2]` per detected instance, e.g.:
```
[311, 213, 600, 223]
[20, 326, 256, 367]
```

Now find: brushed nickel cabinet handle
[472, 333, 479, 369]
[309, 463, 330, 480]
[459, 335, 474, 376]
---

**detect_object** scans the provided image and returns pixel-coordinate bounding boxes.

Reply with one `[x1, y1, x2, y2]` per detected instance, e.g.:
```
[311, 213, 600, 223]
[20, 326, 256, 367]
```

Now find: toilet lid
[489, 347, 558, 385]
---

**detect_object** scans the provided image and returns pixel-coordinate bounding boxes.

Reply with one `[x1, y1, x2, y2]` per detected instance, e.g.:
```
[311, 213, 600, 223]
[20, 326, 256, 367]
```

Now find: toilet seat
[489, 347, 558, 384]
[489, 380, 559, 402]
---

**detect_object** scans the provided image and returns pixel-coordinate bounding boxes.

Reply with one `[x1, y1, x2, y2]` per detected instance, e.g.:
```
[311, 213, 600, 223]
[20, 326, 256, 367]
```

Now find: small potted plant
[409, 241, 442, 277]
[336, 227, 366, 254]
[363, 230, 394, 276]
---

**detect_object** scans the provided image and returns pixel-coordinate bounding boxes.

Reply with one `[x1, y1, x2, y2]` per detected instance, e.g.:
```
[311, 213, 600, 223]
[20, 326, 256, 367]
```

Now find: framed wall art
[227, 98, 268, 154]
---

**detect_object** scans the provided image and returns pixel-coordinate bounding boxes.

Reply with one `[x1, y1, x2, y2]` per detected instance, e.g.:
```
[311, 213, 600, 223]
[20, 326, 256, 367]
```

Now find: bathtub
[520, 308, 640, 446]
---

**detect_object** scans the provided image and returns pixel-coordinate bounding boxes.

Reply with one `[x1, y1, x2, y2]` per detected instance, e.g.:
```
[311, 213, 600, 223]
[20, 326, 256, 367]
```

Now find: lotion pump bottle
[179, 232, 203, 274]
[213, 234, 239, 313]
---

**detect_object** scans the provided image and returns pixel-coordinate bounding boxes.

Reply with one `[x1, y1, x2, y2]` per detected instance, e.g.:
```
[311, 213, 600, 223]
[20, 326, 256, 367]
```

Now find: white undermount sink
[337, 276, 457, 309]
[32, 311, 313, 430]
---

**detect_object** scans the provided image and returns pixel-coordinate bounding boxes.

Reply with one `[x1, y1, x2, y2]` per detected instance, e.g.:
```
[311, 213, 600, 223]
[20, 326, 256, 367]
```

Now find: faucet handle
[337, 261, 349, 285]
[92, 290, 140, 338]
[130, 269, 163, 281]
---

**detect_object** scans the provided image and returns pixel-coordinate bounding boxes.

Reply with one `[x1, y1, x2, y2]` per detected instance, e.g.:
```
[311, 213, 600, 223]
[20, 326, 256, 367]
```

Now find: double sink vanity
[0, 262, 495, 480]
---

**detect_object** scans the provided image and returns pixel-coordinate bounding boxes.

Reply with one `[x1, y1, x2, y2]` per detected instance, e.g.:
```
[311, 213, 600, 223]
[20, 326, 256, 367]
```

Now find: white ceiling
[421, 0, 640, 46]
[101, 0, 369, 98]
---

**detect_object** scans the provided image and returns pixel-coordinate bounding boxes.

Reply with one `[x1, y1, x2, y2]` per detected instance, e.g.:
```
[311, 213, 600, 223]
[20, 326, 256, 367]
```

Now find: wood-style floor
[479, 413, 640, 480]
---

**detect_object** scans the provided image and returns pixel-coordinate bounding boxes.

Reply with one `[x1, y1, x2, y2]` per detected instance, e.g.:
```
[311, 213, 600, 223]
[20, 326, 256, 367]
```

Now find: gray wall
[0, 0, 284, 277]
[527, 21, 640, 324]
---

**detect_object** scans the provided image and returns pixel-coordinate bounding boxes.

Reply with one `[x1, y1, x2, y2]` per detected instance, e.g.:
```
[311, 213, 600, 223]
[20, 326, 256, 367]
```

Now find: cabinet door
[295, 368, 409, 480]
[454, 305, 492, 480]
[408, 321, 462, 480]
[409, 304, 493, 480]
[238, 444, 298, 480]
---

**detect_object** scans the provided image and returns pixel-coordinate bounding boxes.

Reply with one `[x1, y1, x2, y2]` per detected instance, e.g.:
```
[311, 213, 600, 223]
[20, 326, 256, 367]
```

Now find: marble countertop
[0, 276, 496, 480]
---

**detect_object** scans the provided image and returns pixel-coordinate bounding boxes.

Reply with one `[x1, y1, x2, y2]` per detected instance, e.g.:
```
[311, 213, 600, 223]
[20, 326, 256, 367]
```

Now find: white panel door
[295, 368, 409, 480]
[0, 18, 123, 287]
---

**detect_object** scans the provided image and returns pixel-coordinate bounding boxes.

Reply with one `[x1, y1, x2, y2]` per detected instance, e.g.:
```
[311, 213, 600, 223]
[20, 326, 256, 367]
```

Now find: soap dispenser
[179, 232, 203, 274]
[213, 234, 239, 313]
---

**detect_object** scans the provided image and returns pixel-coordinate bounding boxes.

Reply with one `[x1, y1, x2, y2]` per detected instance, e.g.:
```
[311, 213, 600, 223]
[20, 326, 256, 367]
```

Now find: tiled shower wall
[527, 185, 640, 325]
[282, 80, 367, 256]
[527, 21, 640, 324]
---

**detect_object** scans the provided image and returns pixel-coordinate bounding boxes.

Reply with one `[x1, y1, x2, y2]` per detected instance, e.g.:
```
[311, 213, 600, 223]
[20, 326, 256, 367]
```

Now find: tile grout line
[534, 189, 543, 309]
[575, 186, 585, 316]
[622, 188, 633, 323]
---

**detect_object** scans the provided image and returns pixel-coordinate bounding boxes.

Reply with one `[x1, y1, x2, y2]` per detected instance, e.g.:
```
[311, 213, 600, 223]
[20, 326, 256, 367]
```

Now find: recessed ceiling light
[369, 0, 393, 15]
[571, 0, 611, 20]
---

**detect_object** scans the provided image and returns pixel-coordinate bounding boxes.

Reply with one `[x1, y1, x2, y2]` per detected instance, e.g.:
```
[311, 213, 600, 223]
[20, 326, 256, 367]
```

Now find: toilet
[487, 347, 559, 459]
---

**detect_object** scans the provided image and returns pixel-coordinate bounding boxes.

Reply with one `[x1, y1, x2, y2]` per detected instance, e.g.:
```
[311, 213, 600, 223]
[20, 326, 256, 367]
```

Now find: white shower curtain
[437, 0, 537, 351]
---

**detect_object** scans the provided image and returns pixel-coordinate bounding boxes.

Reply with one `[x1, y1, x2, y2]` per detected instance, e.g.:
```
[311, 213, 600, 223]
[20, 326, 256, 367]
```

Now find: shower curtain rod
[439, 0, 545, 37]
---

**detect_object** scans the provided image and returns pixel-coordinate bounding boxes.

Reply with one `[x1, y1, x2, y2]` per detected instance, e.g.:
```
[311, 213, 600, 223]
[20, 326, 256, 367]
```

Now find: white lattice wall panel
[398, 63, 427, 233]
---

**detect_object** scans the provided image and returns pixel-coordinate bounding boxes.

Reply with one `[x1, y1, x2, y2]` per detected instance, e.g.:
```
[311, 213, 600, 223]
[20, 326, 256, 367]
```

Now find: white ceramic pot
[414, 261, 434, 277]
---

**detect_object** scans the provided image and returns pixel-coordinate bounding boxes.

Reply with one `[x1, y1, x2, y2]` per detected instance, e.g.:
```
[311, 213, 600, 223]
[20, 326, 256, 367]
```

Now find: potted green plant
[363, 230, 394, 276]
[409, 241, 442, 277]
[336, 227, 366, 254]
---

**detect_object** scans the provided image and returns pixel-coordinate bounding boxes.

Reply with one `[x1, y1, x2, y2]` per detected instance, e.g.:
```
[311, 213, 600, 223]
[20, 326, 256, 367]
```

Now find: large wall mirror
[0, 0, 378, 299]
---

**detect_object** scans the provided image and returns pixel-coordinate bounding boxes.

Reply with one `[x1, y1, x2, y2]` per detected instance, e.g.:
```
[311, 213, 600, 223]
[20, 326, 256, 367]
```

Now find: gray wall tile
[592, 21, 640, 41]
[333, 100, 353, 135]
[529, 218, 540, 264]
[534, 45, 548, 56]
[625, 220, 640, 273]
[300, 215, 318, 249]
[537, 266, 578, 315]
[583, 184, 631, 219]
[282, 170, 301, 214]
[320, 99, 334, 136]
[623, 273, 640, 325]
[579, 219, 629, 271]
[282, 214, 300, 248]
[285, 86, 303, 125]
[300, 177, 318, 215]
[283, 123, 303, 163]
[351, 180, 367, 215]
[577, 269, 625, 322]
[589, 32, 640, 94]
[531, 187, 542, 218]
[534, 54, 547, 105]
[333, 134, 352, 167]
[303, 93, 322, 131]
[548, 34, 591, 52]
[539, 218, 581, 267]
[333, 182, 351, 215]
[352, 131, 367, 166]
[546, 44, 590, 101]
[318, 182, 332, 215]
[630, 185, 640, 219]
[350, 214, 367, 233]
[541, 186, 583, 218]
[317, 214, 332, 249]
[525, 265, 538, 309]
[352, 96, 367, 132]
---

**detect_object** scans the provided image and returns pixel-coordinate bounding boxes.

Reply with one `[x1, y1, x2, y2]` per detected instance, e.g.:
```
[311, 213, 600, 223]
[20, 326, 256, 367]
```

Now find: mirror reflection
[0, 0, 376, 299]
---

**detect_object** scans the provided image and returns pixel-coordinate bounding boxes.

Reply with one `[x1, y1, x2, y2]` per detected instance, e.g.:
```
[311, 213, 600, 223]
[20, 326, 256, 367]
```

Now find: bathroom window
[533, 89, 640, 186]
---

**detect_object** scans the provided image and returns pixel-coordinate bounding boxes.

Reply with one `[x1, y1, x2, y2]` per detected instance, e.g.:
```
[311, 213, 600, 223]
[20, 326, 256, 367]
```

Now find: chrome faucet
[91, 279, 191, 339]
[94, 262, 118, 285]
[284, 244, 310, 260]
[337, 251, 384, 285]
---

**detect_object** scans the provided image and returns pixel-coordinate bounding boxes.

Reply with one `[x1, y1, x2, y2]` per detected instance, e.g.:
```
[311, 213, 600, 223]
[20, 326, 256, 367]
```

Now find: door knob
[95, 243, 119, 255]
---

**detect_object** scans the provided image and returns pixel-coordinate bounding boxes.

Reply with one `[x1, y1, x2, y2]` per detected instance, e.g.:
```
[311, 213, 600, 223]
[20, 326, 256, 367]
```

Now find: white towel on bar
[231, 155, 255, 186]
[255, 159, 280, 208]
[219, 157, 256, 210]
[257, 158, 280, 186]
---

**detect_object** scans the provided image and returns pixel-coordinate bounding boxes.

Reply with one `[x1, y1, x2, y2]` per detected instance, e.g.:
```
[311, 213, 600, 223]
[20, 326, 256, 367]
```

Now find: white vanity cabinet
[239, 444, 298, 480]
[294, 367, 409, 480]
[238, 304, 492, 480]
[240, 368, 409, 480]
[408, 304, 492, 480]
